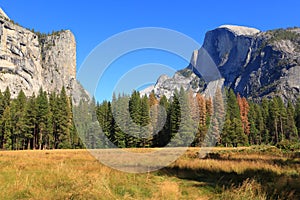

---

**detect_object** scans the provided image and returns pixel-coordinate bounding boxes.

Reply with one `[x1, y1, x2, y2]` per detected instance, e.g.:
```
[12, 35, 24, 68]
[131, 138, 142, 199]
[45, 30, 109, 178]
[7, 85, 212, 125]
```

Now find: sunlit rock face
[144, 25, 300, 102]
[0, 8, 89, 103]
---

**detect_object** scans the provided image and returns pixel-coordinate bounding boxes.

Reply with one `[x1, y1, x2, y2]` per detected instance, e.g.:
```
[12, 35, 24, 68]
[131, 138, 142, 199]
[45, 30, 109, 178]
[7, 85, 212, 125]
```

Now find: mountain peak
[218, 25, 260, 36]
[0, 7, 10, 20]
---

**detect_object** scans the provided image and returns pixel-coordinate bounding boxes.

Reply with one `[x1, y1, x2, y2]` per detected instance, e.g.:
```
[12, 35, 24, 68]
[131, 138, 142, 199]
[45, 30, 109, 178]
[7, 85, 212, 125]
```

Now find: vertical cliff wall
[0, 9, 77, 98]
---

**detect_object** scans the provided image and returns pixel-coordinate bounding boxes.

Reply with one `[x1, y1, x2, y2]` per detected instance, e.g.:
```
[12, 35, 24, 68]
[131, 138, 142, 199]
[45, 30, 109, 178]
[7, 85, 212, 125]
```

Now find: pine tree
[195, 93, 206, 146]
[269, 98, 280, 144]
[140, 95, 151, 147]
[221, 89, 246, 147]
[24, 94, 37, 149]
[172, 88, 196, 147]
[2, 106, 12, 150]
[11, 90, 27, 150]
[36, 88, 52, 149]
[247, 102, 256, 145]
[149, 92, 160, 136]
[111, 94, 128, 148]
[276, 97, 287, 142]
[237, 94, 250, 136]
[295, 97, 300, 138]
[168, 91, 181, 145]
[3, 87, 11, 109]
[153, 95, 170, 147]
[211, 87, 225, 145]
[261, 98, 270, 144]
[286, 100, 298, 140]
[0, 91, 4, 149]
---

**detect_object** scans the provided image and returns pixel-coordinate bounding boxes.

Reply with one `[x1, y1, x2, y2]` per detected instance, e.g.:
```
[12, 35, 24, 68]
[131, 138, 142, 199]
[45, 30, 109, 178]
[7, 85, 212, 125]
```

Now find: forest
[0, 86, 300, 150]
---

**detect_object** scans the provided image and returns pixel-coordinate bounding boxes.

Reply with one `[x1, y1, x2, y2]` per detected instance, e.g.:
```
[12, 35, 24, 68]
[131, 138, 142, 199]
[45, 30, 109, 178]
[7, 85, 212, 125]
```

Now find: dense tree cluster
[93, 88, 300, 148]
[0, 87, 83, 150]
[1, 86, 300, 150]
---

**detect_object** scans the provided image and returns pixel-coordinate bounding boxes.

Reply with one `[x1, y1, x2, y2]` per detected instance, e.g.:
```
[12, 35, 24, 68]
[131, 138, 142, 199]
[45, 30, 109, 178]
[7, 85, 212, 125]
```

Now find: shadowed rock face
[145, 25, 300, 102]
[198, 25, 300, 102]
[0, 8, 89, 103]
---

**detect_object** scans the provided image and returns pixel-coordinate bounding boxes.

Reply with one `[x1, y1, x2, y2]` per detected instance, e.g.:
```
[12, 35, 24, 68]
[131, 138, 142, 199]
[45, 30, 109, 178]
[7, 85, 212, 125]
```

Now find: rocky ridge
[143, 25, 300, 102]
[0, 8, 88, 102]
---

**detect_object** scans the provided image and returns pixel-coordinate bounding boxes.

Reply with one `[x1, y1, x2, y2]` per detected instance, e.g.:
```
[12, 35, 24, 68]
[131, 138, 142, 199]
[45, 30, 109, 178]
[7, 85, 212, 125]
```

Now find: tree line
[92, 88, 300, 148]
[0, 87, 83, 150]
[1, 86, 300, 150]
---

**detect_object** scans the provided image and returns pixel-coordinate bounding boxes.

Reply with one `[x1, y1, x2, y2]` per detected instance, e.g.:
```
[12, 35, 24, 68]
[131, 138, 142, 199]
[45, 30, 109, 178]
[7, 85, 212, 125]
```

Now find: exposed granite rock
[199, 26, 300, 102]
[145, 25, 300, 102]
[0, 8, 87, 101]
[140, 69, 204, 99]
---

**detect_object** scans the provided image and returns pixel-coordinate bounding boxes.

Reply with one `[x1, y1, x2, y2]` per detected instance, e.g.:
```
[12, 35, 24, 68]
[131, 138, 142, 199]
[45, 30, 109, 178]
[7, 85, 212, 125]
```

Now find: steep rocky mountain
[0, 8, 88, 103]
[144, 25, 300, 102]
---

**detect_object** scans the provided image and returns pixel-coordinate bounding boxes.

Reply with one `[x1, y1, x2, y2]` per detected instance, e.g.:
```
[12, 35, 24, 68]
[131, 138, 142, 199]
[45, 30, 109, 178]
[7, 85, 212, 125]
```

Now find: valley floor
[0, 146, 299, 200]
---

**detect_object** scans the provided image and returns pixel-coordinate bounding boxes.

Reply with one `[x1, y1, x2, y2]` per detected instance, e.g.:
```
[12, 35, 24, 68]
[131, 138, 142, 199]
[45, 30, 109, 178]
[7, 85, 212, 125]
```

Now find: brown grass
[0, 147, 299, 199]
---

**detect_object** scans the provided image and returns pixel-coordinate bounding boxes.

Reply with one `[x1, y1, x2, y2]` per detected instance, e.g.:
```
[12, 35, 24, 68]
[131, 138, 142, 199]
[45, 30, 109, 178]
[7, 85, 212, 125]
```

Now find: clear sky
[1, 0, 300, 101]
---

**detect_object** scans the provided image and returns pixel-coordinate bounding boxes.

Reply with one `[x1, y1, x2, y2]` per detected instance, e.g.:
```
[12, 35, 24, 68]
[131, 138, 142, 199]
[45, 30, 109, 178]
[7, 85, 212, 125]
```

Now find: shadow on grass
[203, 152, 300, 167]
[157, 163, 300, 200]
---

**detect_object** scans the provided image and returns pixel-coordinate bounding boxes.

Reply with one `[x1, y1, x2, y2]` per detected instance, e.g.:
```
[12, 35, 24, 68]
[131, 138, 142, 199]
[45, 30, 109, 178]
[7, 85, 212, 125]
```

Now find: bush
[216, 179, 267, 200]
[276, 140, 300, 152]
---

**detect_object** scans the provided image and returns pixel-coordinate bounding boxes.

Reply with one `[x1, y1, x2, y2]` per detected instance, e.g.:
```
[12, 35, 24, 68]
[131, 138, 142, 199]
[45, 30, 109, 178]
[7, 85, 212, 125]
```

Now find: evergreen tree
[2, 106, 12, 150]
[168, 91, 181, 144]
[277, 97, 287, 142]
[140, 95, 151, 147]
[261, 98, 270, 144]
[11, 90, 27, 150]
[149, 92, 160, 137]
[172, 88, 196, 147]
[153, 95, 170, 147]
[286, 100, 298, 140]
[221, 89, 246, 147]
[24, 94, 37, 149]
[210, 87, 225, 146]
[36, 88, 52, 149]
[269, 98, 280, 144]
[295, 97, 300, 138]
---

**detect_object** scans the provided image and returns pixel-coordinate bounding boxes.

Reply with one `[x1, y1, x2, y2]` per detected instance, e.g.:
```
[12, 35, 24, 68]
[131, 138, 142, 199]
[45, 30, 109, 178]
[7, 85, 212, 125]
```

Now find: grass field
[0, 146, 299, 200]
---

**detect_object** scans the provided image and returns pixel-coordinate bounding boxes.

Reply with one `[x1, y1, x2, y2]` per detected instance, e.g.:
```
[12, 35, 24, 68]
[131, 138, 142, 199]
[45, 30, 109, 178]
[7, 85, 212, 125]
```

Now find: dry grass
[0, 147, 299, 199]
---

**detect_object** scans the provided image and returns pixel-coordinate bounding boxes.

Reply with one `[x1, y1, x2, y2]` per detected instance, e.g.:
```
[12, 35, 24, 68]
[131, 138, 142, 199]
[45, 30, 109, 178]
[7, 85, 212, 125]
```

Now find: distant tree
[237, 94, 250, 136]
[2, 106, 12, 150]
[268, 98, 280, 144]
[261, 98, 271, 144]
[194, 93, 206, 146]
[221, 89, 246, 147]
[36, 88, 52, 150]
[286, 100, 298, 140]
[295, 97, 300, 137]
[24, 94, 37, 149]
[211, 87, 225, 145]
[11, 90, 27, 150]
[153, 95, 170, 147]
[140, 95, 151, 147]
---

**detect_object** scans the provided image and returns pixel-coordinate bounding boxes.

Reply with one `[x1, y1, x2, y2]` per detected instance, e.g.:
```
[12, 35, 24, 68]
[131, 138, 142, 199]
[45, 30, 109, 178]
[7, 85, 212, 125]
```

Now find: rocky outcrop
[0, 8, 82, 99]
[146, 25, 300, 102]
[196, 25, 300, 101]
[140, 69, 204, 99]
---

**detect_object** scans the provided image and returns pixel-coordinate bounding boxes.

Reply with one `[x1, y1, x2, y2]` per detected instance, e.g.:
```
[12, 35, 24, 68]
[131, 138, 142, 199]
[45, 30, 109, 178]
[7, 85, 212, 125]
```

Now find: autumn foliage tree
[237, 94, 250, 136]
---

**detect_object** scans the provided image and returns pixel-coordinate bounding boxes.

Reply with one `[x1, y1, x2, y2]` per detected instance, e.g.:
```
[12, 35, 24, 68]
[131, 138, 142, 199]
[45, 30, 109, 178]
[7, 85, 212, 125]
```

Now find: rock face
[197, 25, 300, 101]
[0, 9, 79, 98]
[140, 69, 203, 99]
[146, 25, 300, 102]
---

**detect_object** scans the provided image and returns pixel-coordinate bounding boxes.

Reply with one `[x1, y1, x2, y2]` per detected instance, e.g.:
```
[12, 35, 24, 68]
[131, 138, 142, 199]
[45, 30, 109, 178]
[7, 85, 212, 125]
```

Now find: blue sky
[1, 1, 300, 101]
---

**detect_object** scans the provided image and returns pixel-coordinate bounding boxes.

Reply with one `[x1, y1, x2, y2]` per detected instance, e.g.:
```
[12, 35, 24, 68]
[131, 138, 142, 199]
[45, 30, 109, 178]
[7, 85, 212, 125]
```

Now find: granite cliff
[0, 8, 87, 102]
[144, 25, 300, 102]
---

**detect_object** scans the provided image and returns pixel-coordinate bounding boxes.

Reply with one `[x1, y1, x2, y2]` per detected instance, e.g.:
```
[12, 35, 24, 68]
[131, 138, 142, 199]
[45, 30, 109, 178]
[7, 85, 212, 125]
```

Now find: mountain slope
[145, 25, 300, 102]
